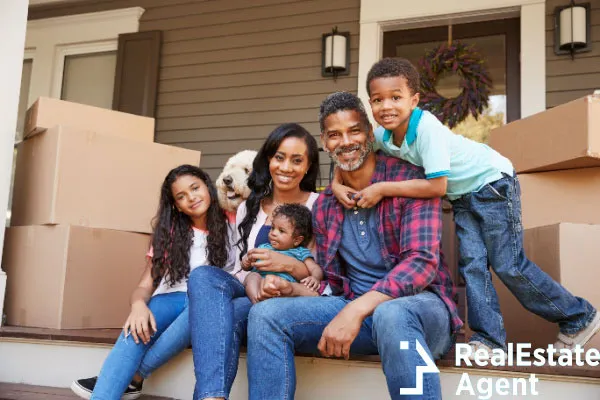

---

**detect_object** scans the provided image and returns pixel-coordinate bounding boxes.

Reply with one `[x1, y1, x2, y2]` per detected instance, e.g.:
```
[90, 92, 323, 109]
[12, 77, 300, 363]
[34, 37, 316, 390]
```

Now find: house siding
[546, 0, 600, 108]
[29, 0, 360, 180]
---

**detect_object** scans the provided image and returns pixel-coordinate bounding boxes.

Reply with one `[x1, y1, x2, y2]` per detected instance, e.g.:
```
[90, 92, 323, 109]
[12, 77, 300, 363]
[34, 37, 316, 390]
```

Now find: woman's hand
[248, 248, 294, 273]
[260, 275, 293, 298]
[123, 301, 156, 345]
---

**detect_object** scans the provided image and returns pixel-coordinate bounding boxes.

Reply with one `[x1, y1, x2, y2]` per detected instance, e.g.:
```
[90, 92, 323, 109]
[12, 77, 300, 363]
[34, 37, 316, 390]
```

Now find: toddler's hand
[355, 183, 384, 208]
[301, 276, 321, 292]
[241, 254, 253, 270]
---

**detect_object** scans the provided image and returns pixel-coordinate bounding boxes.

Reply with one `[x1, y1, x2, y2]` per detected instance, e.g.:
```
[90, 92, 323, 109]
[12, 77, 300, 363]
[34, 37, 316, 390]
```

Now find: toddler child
[329, 59, 600, 356]
[241, 203, 323, 292]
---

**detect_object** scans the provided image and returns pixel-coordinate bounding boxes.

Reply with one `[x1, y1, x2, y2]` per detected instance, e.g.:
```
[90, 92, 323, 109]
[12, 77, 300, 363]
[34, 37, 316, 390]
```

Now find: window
[61, 51, 117, 109]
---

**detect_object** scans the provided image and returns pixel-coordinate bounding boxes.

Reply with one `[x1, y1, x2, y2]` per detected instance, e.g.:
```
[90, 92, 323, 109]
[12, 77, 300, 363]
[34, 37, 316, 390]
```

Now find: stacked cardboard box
[2, 97, 201, 329]
[487, 94, 600, 348]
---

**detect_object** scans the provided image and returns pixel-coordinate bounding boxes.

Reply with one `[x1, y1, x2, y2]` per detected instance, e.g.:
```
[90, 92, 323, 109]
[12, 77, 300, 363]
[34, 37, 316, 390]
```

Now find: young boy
[241, 203, 323, 292]
[331, 58, 600, 355]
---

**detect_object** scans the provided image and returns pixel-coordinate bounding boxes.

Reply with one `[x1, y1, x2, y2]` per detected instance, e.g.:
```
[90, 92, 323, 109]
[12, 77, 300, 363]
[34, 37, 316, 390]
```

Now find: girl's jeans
[188, 266, 252, 400]
[91, 292, 190, 400]
[451, 173, 596, 350]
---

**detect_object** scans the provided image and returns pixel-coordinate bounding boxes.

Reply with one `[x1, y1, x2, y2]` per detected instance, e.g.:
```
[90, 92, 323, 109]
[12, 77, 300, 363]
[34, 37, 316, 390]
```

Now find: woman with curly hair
[71, 165, 234, 400]
[188, 123, 320, 400]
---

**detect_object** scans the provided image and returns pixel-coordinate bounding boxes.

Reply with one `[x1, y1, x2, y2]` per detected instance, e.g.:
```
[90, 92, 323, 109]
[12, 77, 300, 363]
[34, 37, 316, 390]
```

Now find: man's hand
[355, 182, 385, 209]
[318, 308, 362, 360]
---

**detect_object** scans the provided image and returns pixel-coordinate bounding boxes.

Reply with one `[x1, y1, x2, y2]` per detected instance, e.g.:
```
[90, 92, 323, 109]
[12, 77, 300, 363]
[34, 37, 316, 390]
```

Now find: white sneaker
[467, 341, 493, 361]
[554, 312, 600, 350]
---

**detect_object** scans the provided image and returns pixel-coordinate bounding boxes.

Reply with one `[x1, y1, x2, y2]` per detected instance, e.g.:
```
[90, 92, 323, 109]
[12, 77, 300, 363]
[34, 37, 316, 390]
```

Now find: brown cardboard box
[2, 225, 149, 329]
[24, 97, 155, 142]
[11, 125, 201, 234]
[489, 95, 600, 173]
[493, 223, 600, 349]
[519, 167, 600, 229]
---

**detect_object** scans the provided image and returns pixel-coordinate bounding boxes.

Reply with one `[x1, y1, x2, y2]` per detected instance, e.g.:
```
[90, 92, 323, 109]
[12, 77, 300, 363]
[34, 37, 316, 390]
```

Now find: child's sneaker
[70, 376, 143, 399]
[554, 312, 600, 350]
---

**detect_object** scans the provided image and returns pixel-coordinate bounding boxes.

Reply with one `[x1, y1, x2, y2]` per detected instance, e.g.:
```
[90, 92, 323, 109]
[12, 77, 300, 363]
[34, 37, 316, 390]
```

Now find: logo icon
[399, 340, 440, 396]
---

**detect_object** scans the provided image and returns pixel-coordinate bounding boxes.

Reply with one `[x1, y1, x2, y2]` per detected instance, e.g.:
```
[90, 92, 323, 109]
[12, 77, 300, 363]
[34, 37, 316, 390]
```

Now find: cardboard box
[11, 125, 201, 234]
[2, 225, 149, 329]
[493, 223, 600, 349]
[24, 97, 155, 142]
[519, 167, 600, 229]
[489, 95, 600, 173]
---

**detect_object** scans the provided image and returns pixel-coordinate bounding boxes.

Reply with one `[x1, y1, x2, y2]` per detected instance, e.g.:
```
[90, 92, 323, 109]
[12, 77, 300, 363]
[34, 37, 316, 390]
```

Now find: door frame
[382, 18, 521, 123]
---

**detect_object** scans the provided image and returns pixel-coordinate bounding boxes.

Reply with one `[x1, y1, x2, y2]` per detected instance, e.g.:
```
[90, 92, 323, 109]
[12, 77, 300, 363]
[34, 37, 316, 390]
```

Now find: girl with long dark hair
[71, 165, 233, 400]
[187, 123, 320, 400]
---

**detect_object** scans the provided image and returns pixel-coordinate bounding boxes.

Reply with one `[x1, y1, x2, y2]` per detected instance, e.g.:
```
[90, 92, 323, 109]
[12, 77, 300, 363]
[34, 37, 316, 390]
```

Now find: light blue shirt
[373, 108, 514, 200]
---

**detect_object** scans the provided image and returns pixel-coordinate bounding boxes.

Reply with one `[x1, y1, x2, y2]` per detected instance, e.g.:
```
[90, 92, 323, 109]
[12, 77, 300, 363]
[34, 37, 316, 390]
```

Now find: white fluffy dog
[216, 150, 257, 215]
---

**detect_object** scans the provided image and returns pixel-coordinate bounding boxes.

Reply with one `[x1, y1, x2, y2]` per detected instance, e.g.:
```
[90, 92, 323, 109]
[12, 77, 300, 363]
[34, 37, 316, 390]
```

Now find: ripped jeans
[91, 292, 190, 400]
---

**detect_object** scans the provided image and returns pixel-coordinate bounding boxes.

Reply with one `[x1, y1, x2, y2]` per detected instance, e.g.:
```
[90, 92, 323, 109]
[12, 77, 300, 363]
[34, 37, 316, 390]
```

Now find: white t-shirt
[151, 225, 236, 296]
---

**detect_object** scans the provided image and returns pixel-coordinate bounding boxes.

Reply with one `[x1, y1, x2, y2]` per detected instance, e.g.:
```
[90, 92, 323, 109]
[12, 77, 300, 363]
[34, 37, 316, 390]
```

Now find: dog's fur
[216, 150, 257, 214]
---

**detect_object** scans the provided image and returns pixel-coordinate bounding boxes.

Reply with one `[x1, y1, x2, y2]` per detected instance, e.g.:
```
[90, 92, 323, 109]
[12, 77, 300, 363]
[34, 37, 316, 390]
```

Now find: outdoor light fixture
[554, 1, 592, 58]
[322, 27, 350, 80]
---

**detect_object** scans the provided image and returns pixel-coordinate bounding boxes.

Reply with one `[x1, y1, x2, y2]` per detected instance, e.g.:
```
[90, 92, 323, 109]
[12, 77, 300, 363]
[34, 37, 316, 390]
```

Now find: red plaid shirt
[314, 153, 463, 333]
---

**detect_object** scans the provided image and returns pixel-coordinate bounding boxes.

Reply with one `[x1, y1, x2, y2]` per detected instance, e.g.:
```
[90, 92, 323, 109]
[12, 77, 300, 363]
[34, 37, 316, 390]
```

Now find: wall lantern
[322, 27, 350, 80]
[554, 1, 592, 58]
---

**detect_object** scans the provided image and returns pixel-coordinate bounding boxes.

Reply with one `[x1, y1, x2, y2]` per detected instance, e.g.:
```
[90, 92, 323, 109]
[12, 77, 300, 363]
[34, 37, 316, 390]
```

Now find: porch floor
[0, 383, 172, 399]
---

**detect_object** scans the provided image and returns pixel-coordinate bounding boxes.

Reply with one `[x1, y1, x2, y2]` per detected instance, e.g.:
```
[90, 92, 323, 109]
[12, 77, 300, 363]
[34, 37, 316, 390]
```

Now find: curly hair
[366, 57, 420, 96]
[237, 123, 319, 260]
[151, 164, 230, 287]
[272, 203, 313, 247]
[318, 91, 371, 133]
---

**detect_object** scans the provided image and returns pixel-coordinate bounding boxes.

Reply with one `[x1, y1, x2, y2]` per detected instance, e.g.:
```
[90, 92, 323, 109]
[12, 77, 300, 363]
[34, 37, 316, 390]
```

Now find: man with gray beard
[245, 92, 461, 400]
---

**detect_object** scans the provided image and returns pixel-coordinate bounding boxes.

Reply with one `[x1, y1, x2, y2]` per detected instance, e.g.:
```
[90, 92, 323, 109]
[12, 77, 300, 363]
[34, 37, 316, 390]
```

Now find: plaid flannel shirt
[314, 153, 463, 333]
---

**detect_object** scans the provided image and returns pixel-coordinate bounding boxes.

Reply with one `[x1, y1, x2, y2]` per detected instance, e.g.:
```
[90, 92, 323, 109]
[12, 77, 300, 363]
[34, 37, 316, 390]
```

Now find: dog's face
[216, 150, 257, 213]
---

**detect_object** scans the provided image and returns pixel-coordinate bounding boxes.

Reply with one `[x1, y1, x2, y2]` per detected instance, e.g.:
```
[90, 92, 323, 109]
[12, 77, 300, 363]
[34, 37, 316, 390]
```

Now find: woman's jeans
[451, 173, 596, 350]
[91, 292, 190, 400]
[188, 266, 252, 400]
[247, 291, 453, 400]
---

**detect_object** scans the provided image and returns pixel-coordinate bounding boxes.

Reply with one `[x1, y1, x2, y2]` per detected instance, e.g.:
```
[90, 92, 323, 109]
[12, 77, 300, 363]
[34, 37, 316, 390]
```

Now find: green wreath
[417, 42, 492, 128]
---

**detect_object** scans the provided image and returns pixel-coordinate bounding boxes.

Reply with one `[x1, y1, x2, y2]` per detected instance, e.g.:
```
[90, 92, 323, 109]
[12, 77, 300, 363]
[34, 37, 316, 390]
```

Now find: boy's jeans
[451, 173, 596, 350]
[188, 266, 253, 400]
[247, 292, 453, 400]
[91, 292, 190, 400]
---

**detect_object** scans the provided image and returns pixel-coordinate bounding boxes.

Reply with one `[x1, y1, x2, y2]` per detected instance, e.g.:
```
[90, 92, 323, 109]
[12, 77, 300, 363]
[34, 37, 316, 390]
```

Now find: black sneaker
[70, 376, 143, 399]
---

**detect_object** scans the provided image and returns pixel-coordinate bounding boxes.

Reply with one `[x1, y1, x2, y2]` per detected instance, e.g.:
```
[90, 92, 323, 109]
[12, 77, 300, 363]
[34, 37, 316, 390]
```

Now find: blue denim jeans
[451, 173, 596, 350]
[91, 292, 190, 400]
[187, 266, 252, 400]
[247, 291, 453, 400]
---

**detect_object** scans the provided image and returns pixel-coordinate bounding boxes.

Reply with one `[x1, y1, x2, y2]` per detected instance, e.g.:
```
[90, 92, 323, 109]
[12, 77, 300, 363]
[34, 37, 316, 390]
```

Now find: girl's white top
[152, 225, 236, 296]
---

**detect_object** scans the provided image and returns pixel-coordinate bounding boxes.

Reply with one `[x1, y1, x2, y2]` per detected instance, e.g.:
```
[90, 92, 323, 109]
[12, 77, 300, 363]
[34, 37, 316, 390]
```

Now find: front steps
[1, 335, 600, 399]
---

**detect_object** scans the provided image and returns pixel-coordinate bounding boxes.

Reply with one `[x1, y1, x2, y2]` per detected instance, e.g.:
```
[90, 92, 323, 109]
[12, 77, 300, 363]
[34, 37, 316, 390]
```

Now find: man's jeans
[451, 173, 596, 350]
[247, 291, 453, 400]
[188, 266, 252, 400]
[92, 292, 190, 399]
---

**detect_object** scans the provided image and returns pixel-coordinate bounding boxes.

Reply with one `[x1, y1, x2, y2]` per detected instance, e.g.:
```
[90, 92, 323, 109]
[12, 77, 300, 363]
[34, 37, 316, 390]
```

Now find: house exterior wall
[28, 0, 360, 180]
[546, 0, 600, 108]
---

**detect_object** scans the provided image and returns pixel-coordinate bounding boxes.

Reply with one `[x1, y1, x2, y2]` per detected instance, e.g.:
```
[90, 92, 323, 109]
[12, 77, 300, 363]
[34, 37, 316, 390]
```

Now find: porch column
[0, 1, 28, 324]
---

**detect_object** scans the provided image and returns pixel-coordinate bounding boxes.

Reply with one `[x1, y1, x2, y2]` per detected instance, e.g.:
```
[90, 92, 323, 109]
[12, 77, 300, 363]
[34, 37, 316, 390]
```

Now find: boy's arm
[331, 166, 358, 209]
[354, 176, 447, 208]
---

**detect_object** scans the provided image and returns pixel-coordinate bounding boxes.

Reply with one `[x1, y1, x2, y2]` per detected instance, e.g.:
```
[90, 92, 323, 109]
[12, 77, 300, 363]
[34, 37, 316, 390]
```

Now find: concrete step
[1, 328, 600, 399]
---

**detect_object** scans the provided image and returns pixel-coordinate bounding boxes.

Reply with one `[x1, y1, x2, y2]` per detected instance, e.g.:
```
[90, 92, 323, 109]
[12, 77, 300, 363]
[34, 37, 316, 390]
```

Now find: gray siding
[546, 0, 600, 108]
[29, 0, 360, 181]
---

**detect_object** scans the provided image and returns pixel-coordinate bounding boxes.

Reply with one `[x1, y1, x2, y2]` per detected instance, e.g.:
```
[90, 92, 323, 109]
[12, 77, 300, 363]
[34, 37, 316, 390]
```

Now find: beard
[330, 140, 373, 172]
